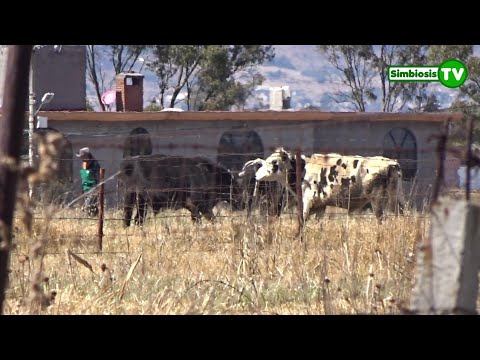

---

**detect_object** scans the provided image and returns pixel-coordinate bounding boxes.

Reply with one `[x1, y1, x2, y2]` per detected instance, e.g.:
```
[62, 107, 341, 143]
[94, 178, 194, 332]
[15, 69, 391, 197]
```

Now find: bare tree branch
[86, 45, 106, 111]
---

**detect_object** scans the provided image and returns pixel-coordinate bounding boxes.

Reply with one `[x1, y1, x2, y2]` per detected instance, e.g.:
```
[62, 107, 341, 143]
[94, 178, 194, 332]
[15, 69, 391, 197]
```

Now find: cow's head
[239, 158, 266, 180]
[212, 163, 246, 212]
[254, 147, 294, 185]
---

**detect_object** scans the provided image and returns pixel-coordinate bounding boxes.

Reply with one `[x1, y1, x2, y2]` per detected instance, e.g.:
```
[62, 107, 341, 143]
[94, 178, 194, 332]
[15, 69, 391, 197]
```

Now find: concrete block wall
[48, 119, 316, 208]
[43, 112, 451, 212]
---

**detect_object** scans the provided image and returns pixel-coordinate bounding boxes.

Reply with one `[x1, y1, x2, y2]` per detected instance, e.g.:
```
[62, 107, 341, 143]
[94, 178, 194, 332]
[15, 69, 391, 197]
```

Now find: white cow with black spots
[252, 148, 406, 223]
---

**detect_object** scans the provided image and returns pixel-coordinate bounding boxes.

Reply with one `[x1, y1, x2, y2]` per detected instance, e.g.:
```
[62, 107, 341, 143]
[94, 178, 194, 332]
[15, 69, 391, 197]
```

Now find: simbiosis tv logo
[388, 59, 468, 88]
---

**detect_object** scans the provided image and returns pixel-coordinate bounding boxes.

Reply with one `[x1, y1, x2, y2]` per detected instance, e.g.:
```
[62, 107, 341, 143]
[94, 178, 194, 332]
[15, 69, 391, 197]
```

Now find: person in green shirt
[77, 147, 101, 217]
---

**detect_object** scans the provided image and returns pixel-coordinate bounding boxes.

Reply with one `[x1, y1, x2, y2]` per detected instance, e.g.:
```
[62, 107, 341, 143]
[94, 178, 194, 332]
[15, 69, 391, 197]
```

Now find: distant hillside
[255, 45, 463, 111]
[87, 45, 473, 112]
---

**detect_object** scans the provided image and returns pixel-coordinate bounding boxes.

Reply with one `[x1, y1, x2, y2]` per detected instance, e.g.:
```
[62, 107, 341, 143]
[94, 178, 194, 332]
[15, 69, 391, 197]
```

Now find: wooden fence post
[97, 168, 105, 252]
[430, 119, 450, 207]
[0, 45, 33, 314]
[295, 149, 304, 242]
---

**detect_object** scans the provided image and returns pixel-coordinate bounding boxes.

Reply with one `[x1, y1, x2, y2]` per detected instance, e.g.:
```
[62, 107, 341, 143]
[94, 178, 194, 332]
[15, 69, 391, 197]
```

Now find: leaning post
[97, 168, 105, 252]
[295, 148, 304, 243]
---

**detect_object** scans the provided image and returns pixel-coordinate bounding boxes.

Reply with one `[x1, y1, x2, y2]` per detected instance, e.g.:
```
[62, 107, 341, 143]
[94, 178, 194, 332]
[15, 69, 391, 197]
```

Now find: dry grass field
[4, 204, 431, 315]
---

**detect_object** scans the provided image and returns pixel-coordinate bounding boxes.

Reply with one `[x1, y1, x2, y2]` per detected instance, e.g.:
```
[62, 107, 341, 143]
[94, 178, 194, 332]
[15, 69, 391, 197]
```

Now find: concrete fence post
[410, 196, 480, 314]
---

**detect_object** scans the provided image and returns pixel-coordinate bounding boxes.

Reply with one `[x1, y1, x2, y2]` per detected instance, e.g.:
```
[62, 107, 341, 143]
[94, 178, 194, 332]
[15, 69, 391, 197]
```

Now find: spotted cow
[253, 148, 406, 223]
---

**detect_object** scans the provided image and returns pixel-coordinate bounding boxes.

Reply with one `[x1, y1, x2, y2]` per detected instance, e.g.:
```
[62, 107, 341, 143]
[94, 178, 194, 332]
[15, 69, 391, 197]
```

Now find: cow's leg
[123, 192, 136, 228]
[370, 198, 385, 223]
[264, 184, 281, 217]
[393, 194, 406, 216]
[133, 195, 140, 225]
[274, 198, 283, 217]
[258, 193, 268, 216]
[152, 197, 161, 215]
[185, 197, 202, 223]
[246, 202, 252, 217]
[245, 193, 253, 217]
[302, 198, 314, 224]
[190, 211, 202, 223]
[275, 187, 285, 217]
[301, 181, 318, 224]
[375, 207, 384, 223]
[312, 206, 326, 220]
[201, 207, 216, 222]
[297, 196, 318, 236]
[347, 201, 370, 216]
[135, 193, 148, 226]
[360, 203, 373, 214]
[248, 196, 256, 216]
[197, 200, 216, 222]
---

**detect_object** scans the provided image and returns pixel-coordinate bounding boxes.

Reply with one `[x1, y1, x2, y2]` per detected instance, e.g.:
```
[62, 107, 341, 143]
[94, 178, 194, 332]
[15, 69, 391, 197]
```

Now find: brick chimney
[115, 72, 144, 112]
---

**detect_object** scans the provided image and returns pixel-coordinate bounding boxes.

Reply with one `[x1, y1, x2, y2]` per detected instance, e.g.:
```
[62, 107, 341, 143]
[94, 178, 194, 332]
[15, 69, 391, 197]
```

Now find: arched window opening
[123, 127, 152, 158]
[217, 129, 264, 174]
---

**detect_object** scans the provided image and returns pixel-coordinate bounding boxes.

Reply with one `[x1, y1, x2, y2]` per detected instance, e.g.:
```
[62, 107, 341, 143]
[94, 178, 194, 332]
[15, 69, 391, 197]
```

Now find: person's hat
[76, 147, 91, 157]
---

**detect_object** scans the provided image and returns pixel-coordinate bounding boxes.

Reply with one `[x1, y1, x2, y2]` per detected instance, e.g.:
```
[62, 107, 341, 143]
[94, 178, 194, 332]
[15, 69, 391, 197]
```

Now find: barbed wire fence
[12, 121, 471, 239]
[23, 120, 478, 214]
[8, 116, 480, 314]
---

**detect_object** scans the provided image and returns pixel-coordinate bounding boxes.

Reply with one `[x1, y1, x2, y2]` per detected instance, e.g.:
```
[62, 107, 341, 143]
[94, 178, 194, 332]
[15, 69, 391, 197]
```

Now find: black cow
[118, 154, 243, 227]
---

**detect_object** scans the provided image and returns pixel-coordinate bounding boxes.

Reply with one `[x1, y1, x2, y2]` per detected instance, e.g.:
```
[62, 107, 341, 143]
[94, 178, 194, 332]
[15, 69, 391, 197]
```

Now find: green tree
[428, 45, 472, 64]
[428, 45, 476, 105]
[317, 45, 432, 112]
[147, 45, 275, 110]
[144, 100, 162, 111]
[372, 45, 430, 112]
[194, 46, 274, 110]
[428, 46, 480, 145]
[316, 45, 377, 112]
[460, 56, 480, 105]
[147, 45, 204, 109]
[446, 99, 480, 145]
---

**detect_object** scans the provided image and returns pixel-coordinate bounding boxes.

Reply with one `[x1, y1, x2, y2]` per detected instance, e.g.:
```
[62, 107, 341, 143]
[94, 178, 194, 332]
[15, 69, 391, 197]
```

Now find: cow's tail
[387, 163, 407, 214]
